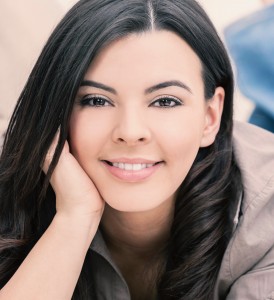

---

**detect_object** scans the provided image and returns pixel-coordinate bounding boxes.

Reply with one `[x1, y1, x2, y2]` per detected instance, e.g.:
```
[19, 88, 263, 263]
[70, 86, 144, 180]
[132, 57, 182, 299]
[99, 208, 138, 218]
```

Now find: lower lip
[101, 161, 164, 182]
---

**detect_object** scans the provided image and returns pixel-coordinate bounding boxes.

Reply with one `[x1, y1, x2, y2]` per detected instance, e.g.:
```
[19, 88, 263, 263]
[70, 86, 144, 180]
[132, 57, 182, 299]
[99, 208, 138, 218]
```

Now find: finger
[42, 128, 60, 173]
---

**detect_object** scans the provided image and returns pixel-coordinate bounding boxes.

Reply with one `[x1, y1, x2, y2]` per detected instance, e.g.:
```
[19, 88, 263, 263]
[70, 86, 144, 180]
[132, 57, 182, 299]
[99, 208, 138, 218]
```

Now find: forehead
[84, 30, 203, 92]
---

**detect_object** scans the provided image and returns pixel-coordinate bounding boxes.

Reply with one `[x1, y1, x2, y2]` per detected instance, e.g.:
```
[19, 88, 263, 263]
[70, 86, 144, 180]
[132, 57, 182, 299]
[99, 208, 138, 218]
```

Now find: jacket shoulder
[233, 121, 274, 211]
[216, 121, 274, 299]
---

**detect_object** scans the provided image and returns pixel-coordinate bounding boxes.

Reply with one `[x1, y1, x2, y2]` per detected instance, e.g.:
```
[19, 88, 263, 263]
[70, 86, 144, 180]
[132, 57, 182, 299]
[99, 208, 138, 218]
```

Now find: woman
[0, 0, 273, 299]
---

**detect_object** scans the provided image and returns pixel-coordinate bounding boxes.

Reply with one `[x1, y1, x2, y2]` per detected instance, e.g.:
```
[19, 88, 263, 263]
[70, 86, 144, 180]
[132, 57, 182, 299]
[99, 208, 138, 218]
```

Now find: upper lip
[102, 158, 163, 164]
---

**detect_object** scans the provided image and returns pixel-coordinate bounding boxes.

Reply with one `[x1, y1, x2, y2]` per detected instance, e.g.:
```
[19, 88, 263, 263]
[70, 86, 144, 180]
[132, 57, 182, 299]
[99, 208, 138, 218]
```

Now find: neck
[100, 197, 175, 258]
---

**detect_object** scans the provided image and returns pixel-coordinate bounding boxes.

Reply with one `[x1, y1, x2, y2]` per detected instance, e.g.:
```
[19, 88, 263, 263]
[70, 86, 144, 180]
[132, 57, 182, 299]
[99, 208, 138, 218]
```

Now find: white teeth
[112, 162, 154, 170]
[124, 163, 132, 171]
[133, 164, 141, 171]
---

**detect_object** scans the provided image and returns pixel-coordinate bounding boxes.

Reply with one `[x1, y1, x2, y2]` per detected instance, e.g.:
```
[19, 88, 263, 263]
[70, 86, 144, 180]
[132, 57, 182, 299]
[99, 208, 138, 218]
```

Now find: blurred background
[0, 0, 267, 137]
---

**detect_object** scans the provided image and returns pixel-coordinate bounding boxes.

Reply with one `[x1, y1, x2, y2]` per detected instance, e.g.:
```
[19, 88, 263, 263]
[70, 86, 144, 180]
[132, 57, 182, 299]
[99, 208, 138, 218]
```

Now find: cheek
[154, 109, 205, 179]
[154, 107, 205, 148]
[69, 111, 109, 162]
[170, 133, 200, 181]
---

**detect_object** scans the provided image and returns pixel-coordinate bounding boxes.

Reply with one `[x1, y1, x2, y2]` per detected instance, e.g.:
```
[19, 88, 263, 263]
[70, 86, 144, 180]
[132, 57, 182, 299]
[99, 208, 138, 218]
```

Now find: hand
[43, 131, 105, 226]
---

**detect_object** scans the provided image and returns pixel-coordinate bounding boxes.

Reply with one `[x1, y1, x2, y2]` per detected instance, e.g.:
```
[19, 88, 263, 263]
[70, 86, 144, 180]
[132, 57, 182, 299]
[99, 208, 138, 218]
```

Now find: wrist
[52, 212, 100, 249]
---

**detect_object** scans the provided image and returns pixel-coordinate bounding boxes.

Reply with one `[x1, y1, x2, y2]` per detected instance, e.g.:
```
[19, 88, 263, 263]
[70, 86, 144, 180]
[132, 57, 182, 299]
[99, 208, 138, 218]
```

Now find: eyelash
[80, 95, 114, 107]
[79, 95, 183, 108]
[151, 96, 183, 108]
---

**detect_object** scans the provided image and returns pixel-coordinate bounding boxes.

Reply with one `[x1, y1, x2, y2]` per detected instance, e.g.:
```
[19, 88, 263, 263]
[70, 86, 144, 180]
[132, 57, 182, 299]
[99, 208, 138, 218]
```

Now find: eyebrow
[145, 80, 192, 94]
[80, 80, 117, 94]
[80, 79, 192, 95]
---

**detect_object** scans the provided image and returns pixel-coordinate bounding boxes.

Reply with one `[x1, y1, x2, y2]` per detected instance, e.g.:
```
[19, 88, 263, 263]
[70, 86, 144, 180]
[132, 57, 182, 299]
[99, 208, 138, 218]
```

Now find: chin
[102, 192, 174, 213]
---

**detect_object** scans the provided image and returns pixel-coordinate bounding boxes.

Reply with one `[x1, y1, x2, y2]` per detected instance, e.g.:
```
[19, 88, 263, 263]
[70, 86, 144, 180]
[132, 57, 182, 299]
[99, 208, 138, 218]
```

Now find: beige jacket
[215, 121, 274, 299]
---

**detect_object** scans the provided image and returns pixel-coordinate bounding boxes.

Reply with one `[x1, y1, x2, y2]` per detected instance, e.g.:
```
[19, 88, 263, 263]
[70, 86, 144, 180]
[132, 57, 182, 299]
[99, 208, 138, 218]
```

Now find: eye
[150, 96, 183, 108]
[79, 95, 113, 107]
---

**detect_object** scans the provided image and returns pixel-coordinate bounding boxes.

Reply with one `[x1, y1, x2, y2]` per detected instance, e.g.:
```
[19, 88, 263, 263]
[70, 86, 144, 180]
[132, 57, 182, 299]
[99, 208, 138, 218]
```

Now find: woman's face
[69, 30, 223, 212]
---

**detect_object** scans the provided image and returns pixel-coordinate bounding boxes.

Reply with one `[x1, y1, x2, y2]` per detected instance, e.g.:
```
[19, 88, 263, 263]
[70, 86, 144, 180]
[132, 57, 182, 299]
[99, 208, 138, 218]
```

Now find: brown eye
[80, 95, 113, 107]
[151, 97, 183, 108]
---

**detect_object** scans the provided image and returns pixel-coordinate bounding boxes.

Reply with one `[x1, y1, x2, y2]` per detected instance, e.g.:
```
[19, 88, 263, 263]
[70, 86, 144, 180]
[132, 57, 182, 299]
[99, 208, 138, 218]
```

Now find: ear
[200, 87, 225, 147]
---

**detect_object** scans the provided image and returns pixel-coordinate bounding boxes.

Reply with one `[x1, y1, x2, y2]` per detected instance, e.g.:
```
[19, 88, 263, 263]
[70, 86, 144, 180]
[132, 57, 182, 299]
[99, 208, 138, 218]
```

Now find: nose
[112, 107, 151, 146]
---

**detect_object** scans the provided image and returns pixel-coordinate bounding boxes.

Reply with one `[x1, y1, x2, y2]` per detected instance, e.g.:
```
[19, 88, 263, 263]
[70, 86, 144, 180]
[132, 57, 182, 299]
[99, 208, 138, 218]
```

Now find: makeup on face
[69, 30, 211, 212]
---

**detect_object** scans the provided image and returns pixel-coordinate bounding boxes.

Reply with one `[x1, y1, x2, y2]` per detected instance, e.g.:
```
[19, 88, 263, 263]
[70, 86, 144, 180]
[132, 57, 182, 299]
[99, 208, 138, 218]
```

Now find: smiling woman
[0, 0, 274, 300]
[69, 30, 222, 212]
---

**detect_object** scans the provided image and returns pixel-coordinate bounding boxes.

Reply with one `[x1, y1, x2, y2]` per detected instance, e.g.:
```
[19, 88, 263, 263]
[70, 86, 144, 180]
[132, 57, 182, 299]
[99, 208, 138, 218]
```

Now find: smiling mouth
[103, 160, 163, 171]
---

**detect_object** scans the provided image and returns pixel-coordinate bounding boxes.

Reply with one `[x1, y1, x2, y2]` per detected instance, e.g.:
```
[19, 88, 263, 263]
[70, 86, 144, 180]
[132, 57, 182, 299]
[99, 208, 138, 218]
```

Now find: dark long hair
[0, 0, 242, 298]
